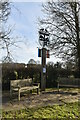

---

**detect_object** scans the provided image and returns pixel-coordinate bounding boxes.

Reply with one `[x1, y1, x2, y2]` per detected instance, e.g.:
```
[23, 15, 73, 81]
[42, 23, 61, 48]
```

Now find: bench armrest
[11, 85, 21, 89]
[33, 83, 40, 87]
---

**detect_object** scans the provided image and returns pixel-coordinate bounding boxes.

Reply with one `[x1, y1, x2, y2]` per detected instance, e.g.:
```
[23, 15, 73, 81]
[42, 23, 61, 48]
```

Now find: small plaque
[43, 68, 46, 73]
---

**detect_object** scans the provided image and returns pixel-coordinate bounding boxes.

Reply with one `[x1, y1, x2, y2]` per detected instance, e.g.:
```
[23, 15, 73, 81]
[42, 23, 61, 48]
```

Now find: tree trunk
[74, 2, 80, 77]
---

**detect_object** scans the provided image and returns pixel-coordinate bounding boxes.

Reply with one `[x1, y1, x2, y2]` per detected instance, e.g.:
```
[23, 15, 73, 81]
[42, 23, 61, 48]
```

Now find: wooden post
[18, 89, 20, 101]
[41, 48, 46, 91]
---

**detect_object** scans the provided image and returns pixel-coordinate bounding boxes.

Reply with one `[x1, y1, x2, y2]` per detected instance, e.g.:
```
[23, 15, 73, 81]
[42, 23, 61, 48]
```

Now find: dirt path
[2, 88, 80, 111]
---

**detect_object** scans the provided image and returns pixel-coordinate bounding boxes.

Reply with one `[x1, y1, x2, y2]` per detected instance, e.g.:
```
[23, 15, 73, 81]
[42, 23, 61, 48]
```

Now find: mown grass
[2, 102, 80, 119]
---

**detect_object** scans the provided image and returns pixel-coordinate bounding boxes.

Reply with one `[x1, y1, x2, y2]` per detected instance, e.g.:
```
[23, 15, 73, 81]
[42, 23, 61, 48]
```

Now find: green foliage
[46, 64, 72, 88]
[14, 71, 18, 79]
[73, 70, 80, 78]
[46, 65, 58, 87]
[2, 64, 41, 90]
[2, 63, 79, 90]
[2, 102, 80, 119]
[33, 73, 40, 83]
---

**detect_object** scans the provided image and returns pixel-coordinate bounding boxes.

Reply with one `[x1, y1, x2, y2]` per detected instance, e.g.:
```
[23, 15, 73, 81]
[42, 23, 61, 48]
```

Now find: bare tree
[0, 0, 15, 63]
[0, 0, 11, 21]
[0, 0, 12, 61]
[39, 1, 80, 73]
[28, 59, 37, 65]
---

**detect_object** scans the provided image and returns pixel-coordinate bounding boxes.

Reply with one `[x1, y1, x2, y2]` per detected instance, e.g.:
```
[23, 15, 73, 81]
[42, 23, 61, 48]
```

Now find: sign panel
[38, 48, 41, 57]
[43, 67, 46, 73]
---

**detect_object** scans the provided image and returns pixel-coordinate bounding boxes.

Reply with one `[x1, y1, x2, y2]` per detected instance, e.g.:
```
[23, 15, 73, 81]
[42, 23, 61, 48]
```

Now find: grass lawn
[2, 102, 80, 119]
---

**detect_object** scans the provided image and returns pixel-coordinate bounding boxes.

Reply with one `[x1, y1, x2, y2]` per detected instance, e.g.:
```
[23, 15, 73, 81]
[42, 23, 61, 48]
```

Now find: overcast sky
[1, 1, 61, 64]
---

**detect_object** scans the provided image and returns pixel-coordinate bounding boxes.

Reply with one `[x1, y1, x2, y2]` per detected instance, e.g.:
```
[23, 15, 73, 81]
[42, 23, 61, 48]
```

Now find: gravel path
[2, 88, 80, 111]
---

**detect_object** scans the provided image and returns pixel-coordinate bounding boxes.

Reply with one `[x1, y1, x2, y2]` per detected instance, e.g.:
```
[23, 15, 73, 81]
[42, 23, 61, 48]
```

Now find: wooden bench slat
[57, 77, 80, 92]
[10, 78, 40, 101]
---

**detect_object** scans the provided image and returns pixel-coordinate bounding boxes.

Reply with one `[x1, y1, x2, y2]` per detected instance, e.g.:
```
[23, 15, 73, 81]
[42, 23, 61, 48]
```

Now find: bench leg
[30, 90, 32, 94]
[18, 89, 20, 101]
[37, 88, 39, 94]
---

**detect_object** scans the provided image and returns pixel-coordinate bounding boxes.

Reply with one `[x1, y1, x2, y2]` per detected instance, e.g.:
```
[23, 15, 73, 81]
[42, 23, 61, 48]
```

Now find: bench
[10, 78, 40, 101]
[57, 77, 80, 92]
